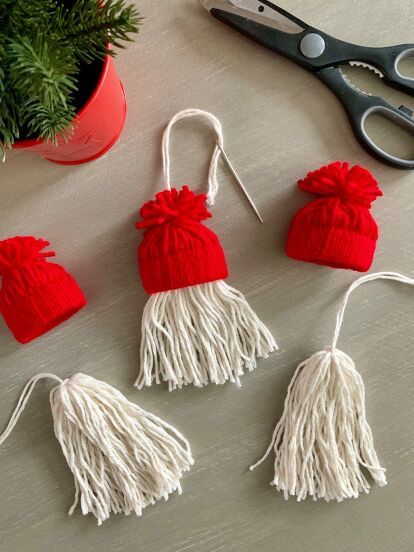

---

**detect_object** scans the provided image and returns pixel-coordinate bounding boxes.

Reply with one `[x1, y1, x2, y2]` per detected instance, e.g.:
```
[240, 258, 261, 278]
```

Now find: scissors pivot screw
[300, 33, 326, 59]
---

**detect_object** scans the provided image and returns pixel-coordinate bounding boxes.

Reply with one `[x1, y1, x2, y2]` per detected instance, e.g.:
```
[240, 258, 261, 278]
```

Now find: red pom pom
[0, 236, 55, 275]
[136, 186, 211, 230]
[298, 161, 382, 208]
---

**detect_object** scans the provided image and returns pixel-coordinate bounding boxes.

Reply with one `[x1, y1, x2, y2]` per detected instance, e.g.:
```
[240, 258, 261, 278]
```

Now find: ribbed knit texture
[136, 186, 228, 294]
[0, 237, 86, 343]
[286, 162, 382, 272]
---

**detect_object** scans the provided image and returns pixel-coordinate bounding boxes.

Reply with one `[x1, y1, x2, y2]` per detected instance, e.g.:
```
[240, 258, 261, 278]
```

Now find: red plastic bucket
[13, 55, 126, 165]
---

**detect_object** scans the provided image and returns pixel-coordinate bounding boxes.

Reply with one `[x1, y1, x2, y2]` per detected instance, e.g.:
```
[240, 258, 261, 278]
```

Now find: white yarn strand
[137, 281, 278, 391]
[0, 373, 63, 446]
[332, 271, 414, 349]
[161, 108, 224, 205]
[0, 373, 194, 525]
[251, 271, 414, 502]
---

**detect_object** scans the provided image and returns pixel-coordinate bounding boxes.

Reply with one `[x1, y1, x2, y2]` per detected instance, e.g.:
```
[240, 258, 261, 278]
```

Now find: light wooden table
[0, 1, 413, 551]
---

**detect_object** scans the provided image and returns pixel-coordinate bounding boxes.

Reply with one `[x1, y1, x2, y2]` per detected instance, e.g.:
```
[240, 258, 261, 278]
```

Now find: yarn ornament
[136, 109, 277, 390]
[250, 272, 414, 502]
[0, 373, 194, 525]
[0, 236, 86, 343]
[286, 161, 382, 272]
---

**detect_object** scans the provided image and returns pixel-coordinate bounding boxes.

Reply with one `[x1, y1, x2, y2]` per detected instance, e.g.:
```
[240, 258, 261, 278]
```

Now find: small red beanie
[0, 237, 87, 343]
[286, 161, 382, 272]
[136, 186, 228, 294]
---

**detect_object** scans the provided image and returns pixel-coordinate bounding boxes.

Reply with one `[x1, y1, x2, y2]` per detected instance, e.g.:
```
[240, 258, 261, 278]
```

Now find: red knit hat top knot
[286, 161, 382, 272]
[137, 186, 228, 294]
[0, 236, 86, 344]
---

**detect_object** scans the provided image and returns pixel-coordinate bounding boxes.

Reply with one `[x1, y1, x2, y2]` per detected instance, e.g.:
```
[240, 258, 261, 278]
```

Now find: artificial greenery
[0, 0, 141, 158]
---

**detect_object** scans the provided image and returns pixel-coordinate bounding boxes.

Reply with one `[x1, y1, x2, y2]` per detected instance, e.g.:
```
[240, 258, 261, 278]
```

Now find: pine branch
[54, 0, 142, 63]
[1, 0, 53, 34]
[0, 43, 5, 95]
[8, 35, 78, 108]
[0, 93, 21, 161]
[0, 0, 141, 157]
[24, 100, 76, 144]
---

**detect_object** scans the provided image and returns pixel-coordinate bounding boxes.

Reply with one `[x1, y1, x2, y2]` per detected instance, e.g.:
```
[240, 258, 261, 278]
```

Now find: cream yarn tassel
[0, 373, 194, 525]
[250, 272, 414, 502]
[137, 281, 277, 391]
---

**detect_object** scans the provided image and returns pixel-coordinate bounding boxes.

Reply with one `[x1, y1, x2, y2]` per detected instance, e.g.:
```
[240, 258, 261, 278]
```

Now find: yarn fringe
[137, 280, 277, 390]
[51, 374, 194, 524]
[250, 348, 387, 502]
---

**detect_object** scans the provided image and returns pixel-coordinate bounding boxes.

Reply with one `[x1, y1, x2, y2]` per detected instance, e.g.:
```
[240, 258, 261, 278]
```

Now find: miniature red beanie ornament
[0, 236, 86, 343]
[286, 161, 382, 272]
[135, 109, 277, 390]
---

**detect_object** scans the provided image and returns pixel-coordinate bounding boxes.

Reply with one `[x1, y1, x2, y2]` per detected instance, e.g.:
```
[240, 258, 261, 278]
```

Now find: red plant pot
[13, 55, 126, 165]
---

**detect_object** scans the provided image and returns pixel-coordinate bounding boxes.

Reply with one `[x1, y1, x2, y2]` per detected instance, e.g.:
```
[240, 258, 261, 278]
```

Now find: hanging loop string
[0, 373, 63, 446]
[332, 271, 414, 349]
[162, 108, 224, 205]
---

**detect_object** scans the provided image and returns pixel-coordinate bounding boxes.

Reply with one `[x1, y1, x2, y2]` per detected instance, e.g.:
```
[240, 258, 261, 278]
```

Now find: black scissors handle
[211, 7, 414, 168]
[318, 67, 414, 169]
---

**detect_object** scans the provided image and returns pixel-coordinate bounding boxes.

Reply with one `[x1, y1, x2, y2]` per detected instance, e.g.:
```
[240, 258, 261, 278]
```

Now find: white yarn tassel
[0, 373, 194, 525]
[137, 280, 277, 391]
[250, 348, 386, 501]
[251, 272, 414, 502]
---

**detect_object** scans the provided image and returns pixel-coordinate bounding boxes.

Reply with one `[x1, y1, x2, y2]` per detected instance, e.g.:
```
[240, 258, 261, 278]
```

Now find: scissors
[199, 0, 414, 169]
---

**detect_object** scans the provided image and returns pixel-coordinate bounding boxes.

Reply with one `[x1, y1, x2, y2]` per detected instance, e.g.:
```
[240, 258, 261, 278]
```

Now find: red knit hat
[136, 186, 228, 294]
[0, 237, 87, 343]
[286, 162, 382, 272]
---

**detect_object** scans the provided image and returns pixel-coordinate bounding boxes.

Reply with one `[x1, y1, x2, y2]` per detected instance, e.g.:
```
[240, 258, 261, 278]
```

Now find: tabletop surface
[1, 1, 413, 551]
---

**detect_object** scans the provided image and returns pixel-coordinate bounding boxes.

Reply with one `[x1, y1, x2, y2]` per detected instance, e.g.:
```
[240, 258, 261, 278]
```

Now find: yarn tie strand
[331, 271, 414, 349]
[0, 373, 63, 446]
[250, 271, 414, 502]
[162, 108, 224, 205]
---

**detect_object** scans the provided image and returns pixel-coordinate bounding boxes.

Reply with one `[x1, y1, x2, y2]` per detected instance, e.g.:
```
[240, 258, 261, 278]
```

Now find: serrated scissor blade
[349, 60, 385, 79]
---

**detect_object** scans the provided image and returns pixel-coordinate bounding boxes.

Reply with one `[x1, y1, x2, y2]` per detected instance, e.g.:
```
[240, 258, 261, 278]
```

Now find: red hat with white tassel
[135, 109, 277, 390]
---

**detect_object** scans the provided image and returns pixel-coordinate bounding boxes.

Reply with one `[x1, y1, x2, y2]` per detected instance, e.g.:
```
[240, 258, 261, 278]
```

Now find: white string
[332, 271, 414, 349]
[161, 108, 224, 205]
[0, 373, 63, 446]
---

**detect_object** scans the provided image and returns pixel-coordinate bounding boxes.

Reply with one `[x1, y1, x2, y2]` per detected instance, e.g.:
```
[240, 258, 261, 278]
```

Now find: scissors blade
[199, 0, 305, 34]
